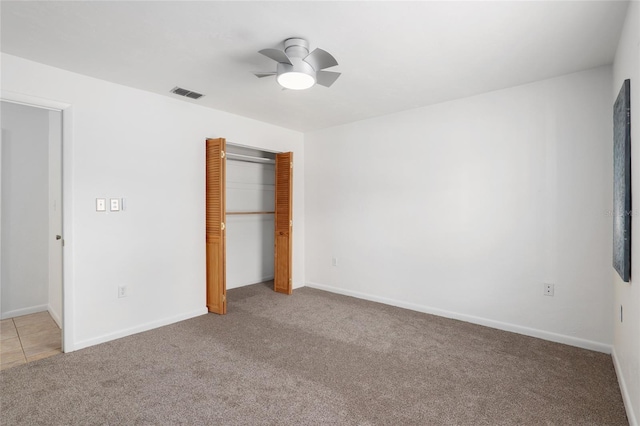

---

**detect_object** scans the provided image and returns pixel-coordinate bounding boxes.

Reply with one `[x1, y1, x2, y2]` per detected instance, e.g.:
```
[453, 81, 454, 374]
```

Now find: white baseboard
[47, 304, 62, 329]
[1, 304, 48, 320]
[73, 307, 208, 351]
[305, 282, 612, 354]
[612, 347, 639, 426]
[227, 276, 274, 290]
[226, 278, 304, 290]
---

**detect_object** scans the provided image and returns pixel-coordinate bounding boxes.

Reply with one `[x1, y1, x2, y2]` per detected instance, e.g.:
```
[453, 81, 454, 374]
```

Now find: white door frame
[1, 90, 74, 352]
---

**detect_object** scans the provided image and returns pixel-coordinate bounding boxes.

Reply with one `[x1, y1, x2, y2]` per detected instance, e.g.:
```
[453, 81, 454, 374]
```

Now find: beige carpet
[0, 282, 628, 425]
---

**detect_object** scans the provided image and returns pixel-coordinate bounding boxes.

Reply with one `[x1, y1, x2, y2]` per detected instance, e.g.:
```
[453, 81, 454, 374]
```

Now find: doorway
[0, 101, 63, 369]
[226, 143, 277, 291]
[205, 138, 293, 314]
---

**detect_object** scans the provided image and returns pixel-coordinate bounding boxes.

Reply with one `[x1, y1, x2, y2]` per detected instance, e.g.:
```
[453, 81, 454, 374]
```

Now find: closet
[205, 138, 292, 315]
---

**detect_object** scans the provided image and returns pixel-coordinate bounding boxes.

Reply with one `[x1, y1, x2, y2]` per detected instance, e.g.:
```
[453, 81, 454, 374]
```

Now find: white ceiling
[0, 1, 629, 132]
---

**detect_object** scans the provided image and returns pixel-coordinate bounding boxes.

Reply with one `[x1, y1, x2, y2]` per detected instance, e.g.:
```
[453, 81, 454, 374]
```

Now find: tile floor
[1, 311, 62, 371]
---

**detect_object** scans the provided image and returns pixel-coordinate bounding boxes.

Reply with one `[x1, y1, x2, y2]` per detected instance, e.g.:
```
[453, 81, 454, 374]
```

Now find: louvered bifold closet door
[206, 138, 227, 314]
[274, 152, 293, 294]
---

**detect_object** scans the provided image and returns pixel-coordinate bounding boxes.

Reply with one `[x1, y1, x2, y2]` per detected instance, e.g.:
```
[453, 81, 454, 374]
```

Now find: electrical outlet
[332, 257, 338, 267]
[544, 283, 554, 297]
[96, 198, 106, 212]
[118, 286, 128, 298]
[110, 198, 120, 212]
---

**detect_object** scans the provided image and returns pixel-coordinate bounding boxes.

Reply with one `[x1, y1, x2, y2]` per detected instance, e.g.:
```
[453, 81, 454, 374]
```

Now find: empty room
[0, 1, 638, 425]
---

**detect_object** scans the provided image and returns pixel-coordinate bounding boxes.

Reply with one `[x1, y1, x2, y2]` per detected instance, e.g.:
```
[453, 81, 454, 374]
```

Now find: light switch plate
[96, 198, 106, 212]
[110, 198, 120, 212]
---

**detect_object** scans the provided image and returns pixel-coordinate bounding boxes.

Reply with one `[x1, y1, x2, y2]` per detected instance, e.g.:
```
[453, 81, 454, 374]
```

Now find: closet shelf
[226, 211, 275, 215]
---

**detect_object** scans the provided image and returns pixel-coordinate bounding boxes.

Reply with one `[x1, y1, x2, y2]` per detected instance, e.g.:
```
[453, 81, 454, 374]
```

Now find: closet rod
[226, 152, 275, 164]
[227, 211, 275, 215]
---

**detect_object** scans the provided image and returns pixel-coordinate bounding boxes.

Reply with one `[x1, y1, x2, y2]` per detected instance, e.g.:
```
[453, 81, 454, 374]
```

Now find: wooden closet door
[206, 138, 226, 314]
[274, 152, 293, 294]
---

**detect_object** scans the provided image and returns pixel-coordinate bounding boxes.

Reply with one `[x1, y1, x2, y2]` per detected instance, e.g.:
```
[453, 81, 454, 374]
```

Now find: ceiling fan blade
[316, 71, 341, 87]
[258, 48, 292, 65]
[254, 72, 277, 78]
[304, 48, 338, 70]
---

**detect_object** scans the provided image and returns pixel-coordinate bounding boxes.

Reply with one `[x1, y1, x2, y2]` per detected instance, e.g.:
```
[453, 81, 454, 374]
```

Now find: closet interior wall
[225, 148, 276, 289]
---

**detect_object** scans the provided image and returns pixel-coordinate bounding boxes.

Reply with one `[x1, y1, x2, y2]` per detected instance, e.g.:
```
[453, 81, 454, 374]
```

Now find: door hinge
[221, 222, 225, 231]
[290, 219, 292, 227]
[222, 294, 226, 302]
[290, 162, 293, 169]
[221, 150, 225, 159]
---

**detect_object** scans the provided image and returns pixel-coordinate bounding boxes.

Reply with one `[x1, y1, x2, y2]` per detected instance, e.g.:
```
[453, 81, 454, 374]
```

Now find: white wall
[1, 101, 50, 318]
[612, 1, 640, 424]
[1, 53, 304, 350]
[226, 160, 275, 289]
[305, 66, 613, 352]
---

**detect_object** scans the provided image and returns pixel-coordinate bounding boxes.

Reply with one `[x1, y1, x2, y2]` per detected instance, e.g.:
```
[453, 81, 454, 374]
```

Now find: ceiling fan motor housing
[277, 38, 316, 88]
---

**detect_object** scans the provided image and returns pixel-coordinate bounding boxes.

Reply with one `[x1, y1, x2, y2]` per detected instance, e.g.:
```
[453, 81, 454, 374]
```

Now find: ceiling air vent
[170, 86, 204, 100]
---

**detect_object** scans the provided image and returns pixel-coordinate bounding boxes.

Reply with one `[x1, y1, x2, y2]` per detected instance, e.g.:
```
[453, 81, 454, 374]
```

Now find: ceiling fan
[254, 38, 341, 90]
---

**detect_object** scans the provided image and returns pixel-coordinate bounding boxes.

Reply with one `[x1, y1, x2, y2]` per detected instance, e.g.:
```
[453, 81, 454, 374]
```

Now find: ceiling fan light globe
[277, 72, 315, 90]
